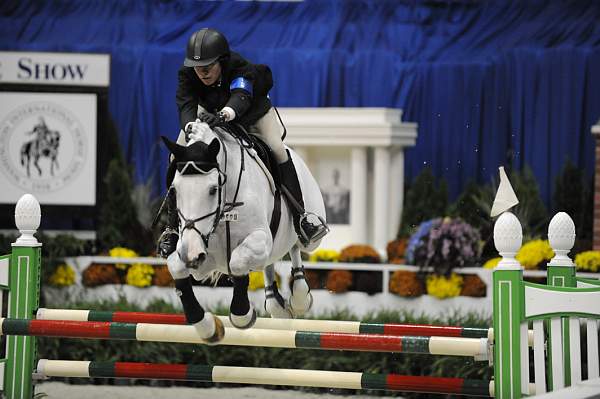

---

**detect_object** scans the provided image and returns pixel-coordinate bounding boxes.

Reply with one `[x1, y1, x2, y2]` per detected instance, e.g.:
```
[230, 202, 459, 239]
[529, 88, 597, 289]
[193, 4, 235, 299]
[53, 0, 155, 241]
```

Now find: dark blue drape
[2, 0, 600, 204]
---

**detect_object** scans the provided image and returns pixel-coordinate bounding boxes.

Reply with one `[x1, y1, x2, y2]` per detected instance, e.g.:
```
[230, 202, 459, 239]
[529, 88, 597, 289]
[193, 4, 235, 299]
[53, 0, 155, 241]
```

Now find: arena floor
[35, 383, 402, 398]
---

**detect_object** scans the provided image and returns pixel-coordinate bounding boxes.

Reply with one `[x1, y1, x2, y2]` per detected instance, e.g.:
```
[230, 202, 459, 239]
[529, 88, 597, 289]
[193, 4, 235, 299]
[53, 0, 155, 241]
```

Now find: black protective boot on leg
[279, 154, 329, 246]
[157, 188, 179, 258]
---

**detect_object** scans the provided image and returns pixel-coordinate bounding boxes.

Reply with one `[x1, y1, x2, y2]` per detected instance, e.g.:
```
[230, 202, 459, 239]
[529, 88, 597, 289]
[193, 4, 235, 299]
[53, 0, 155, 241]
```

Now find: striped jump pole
[36, 308, 490, 338]
[0, 318, 490, 359]
[36, 359, 492, 397]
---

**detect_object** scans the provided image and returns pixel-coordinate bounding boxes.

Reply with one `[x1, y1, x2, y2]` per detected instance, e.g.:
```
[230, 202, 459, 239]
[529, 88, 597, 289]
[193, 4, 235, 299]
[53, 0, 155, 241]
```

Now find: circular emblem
[0, 101, 87, 193]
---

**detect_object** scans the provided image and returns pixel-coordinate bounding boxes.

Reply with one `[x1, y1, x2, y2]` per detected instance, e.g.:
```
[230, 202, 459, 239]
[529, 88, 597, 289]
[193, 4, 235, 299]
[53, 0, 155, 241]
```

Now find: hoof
[264, 298, 293, 319]
[194, 312, 225, 345]
[229, 306, 257, 329]
[290, 291, 313, 316]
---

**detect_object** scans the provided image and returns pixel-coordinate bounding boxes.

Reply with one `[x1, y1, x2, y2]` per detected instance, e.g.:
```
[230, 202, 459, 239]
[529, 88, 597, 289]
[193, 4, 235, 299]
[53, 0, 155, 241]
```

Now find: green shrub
[98, 159, 154, 254]
[401, 167, 448, 237]
[553, 160, 593, 252]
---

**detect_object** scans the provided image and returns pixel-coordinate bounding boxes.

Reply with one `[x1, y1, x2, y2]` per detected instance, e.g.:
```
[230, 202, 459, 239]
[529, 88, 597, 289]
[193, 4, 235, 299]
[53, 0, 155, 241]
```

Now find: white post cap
[13, 193, 41, 247]
[547, 212, 575, 267]
[493, 212, 523, 270]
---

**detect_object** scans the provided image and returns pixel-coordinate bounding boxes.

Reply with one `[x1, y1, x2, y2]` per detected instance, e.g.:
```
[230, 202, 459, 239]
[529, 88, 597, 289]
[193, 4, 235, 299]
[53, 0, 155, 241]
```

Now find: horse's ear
[208, 138, 221, 155]
[161, 136, 184, 159]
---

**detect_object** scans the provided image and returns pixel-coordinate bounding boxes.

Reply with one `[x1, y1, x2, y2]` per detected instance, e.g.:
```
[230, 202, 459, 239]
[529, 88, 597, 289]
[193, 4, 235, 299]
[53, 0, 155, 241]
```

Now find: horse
[162, 122, 327, 343]
[20, 129, 60, 177]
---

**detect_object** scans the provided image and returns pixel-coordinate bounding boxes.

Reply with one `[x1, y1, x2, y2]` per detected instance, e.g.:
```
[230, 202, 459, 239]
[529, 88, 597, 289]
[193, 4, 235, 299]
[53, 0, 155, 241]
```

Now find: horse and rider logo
[0, 101, 87, 193]
[21, 117, 61, 177]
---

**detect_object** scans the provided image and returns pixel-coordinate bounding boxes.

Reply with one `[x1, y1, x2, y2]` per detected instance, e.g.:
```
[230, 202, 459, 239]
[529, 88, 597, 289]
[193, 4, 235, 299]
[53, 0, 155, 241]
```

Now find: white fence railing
[64, 256, 600, 296]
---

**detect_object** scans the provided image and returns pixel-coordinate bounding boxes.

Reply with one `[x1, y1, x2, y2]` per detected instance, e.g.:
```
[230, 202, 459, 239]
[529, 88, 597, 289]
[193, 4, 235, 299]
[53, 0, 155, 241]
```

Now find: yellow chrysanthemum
[125, 263, 154, 287]
[574, 251, 600, 273]
[516, 239, 554, 270]
[483, 257, 502, 269]
[49, 264, 76, 287]
[109, 247, 139, 270]
[309, 249, 340, 263]
[248, 271, 265, 291]
[425, 273, 463, 299]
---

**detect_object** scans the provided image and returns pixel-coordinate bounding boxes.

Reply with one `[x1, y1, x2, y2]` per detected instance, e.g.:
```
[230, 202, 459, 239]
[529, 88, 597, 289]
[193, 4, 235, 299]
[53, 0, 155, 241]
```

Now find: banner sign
[0, 52, 110, 87]
[0, 92, 97, 205]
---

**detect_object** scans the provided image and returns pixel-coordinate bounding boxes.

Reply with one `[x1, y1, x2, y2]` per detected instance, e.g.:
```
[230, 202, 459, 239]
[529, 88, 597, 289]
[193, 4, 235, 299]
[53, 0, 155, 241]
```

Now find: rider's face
[194, 61, 222, 86]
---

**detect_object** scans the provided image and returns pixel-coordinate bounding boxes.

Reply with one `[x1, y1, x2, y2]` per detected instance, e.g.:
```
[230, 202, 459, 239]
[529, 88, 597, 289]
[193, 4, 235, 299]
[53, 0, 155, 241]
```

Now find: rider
[158, 28, 328, 258]
[29, 117, 51, 145]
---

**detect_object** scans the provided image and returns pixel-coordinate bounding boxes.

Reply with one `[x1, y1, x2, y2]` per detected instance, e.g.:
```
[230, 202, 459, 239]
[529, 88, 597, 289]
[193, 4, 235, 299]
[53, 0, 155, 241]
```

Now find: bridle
[175, 132, 246, 251]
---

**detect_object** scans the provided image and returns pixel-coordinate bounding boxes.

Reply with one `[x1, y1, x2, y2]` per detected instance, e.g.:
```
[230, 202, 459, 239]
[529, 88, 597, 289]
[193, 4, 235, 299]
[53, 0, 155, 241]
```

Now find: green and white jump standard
[492, 211, 600, 398]
[0, 194, 42, 399]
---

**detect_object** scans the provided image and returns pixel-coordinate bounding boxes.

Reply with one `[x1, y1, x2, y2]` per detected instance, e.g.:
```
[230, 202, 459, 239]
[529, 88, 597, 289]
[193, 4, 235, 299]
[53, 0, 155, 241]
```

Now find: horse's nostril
[197, 253, 207, 264]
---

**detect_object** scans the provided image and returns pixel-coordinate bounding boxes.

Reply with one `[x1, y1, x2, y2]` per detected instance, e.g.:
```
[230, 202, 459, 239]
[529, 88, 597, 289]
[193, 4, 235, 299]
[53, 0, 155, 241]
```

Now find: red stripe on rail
[29, 320, 111, 338]
[114, 362, 189, 379]
[319, 333, 403, 352]
[386, 375, 465, 394]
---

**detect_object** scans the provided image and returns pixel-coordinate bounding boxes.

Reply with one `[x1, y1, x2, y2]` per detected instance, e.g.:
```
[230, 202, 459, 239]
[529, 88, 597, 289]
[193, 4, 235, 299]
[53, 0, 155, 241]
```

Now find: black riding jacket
[176, 51, 273, 131]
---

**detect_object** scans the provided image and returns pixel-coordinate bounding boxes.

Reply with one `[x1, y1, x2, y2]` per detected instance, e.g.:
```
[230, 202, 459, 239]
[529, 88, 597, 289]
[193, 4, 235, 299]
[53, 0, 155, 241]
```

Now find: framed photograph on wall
[315, 148, 351, 226]
[0, 91, 97, 205]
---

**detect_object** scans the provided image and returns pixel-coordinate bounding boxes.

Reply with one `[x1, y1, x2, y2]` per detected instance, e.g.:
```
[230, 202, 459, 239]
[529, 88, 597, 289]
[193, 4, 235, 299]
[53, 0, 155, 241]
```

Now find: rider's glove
[199, 112, 224, 128]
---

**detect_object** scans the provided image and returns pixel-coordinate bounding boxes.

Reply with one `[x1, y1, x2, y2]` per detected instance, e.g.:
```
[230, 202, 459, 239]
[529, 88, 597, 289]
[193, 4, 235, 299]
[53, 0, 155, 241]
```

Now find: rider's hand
[199, 112, 224, 128]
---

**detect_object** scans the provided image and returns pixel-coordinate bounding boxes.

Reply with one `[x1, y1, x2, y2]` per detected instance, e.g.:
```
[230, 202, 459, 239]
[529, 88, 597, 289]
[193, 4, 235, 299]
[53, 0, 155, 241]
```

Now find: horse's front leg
[264, 264, 292, 319]
[34, 155, 42, 176]
[167, 252, 224, 343]
[289, 244, 313, 316]
[228, 229, 273, 329]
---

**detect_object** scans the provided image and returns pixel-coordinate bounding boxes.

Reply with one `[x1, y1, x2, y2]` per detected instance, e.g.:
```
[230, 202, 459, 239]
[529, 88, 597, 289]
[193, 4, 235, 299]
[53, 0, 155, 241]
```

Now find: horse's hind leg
[289, 244, 313, 316]
[168, 253, 224, 343]
[264, 264, 292, 319]
[229, 274, 257, 329]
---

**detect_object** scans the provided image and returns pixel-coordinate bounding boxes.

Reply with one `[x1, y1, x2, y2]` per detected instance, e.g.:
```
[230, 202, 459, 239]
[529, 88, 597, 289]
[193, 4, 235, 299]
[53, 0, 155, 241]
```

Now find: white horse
[162, 122, 326, 343]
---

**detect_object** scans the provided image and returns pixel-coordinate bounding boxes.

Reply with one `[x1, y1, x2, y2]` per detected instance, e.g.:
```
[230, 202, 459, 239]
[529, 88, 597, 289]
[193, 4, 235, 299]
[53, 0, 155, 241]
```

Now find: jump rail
[36, 359, 491, 396]
[1, 194, 599, 398]
[0, 318, 489, 357]
[36, 307, 490, 338]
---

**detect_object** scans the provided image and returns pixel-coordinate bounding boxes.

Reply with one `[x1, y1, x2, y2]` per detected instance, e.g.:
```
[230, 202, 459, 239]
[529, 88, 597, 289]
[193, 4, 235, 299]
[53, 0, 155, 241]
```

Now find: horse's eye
[209, 186, 218, 196]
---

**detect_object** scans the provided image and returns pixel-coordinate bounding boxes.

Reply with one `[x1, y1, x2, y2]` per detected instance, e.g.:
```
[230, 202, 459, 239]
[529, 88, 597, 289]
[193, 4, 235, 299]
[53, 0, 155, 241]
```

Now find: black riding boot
[279, 153, 329, 246]
[157, 188, 179, 258]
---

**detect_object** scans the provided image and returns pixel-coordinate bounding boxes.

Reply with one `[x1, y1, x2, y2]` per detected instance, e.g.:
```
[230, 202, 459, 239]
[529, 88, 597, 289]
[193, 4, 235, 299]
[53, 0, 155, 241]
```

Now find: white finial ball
[15, 194, 41, 232]
[494, 212, 522, 255]
[548, 212, 575, 252]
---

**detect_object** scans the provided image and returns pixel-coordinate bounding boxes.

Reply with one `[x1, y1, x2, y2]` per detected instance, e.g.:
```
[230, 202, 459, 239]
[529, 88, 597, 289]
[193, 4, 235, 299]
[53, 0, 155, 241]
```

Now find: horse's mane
[187, 123, 237, 148]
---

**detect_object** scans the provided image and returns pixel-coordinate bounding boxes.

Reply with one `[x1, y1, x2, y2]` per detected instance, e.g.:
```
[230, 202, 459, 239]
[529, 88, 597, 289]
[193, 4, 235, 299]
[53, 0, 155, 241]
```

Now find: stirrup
[298, 213, 329, 246]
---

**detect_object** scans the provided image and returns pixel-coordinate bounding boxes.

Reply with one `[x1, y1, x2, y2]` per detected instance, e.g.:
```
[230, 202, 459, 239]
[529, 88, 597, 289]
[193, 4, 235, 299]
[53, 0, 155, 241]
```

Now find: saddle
[225, 124, 283, 240]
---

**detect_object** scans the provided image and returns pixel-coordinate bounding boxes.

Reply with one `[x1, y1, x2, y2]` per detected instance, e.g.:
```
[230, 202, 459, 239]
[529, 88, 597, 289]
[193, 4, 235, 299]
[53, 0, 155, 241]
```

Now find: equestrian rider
[158, 28, 328, 258]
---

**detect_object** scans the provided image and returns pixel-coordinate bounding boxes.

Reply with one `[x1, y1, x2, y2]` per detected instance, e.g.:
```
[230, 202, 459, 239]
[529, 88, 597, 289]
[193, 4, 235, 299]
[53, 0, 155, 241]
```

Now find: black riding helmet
[184, 28, 230, 67]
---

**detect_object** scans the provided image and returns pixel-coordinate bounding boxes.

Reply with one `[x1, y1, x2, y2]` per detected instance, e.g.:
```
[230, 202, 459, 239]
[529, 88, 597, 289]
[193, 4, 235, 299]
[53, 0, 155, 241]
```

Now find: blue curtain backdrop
[2, 0, 600, 205]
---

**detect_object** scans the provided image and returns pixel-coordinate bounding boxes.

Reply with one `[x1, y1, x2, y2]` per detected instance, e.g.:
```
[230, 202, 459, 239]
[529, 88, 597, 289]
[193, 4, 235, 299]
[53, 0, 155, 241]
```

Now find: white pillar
[350, 147, 368, 244]
[373, 147, 390, 255]
[388, 147, 405, 240]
